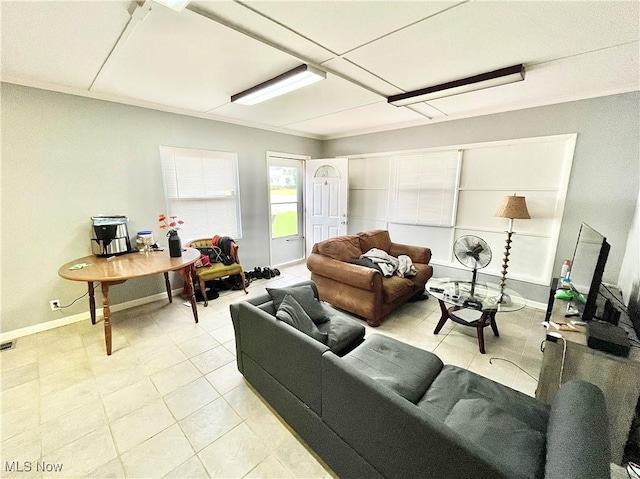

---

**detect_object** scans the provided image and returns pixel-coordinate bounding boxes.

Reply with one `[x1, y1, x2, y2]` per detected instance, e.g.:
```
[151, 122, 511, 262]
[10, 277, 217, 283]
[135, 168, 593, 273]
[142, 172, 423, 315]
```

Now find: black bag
[198, 246, 234, 266]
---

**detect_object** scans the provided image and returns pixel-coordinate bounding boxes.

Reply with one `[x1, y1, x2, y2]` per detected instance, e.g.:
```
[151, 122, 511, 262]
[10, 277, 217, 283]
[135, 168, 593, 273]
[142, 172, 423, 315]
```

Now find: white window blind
[160, 146, 242, 240]
[388, 150, 461, 227]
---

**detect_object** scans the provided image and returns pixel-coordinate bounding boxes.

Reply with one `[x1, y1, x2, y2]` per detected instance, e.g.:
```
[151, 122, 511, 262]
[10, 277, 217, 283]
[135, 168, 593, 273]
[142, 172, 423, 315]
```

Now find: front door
[305, 158, 349, 256]
[268, 153, 306, 266]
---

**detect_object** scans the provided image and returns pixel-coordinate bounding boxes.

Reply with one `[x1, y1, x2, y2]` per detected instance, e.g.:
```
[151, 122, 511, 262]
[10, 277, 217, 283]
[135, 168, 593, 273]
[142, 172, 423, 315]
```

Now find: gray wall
[1, 83, 322, 333]
[324, 92, 640, 303]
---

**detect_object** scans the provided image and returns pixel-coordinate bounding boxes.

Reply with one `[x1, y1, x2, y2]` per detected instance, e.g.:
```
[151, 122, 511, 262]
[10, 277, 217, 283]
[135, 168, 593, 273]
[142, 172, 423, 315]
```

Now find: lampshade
[495, 195, 531, 220]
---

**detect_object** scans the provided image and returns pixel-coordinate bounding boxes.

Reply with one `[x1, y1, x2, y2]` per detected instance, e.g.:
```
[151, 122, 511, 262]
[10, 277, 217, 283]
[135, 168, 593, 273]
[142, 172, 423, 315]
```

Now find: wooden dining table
[58, 248, 200, 355]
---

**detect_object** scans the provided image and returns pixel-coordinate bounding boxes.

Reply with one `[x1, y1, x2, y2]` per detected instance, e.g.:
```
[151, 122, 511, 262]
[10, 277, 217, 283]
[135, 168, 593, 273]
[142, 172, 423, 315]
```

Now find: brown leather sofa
[306, 230, 433, 326]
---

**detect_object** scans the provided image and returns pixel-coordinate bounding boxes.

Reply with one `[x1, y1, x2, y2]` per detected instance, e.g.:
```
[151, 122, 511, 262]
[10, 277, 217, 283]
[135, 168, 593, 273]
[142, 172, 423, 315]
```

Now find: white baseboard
[0, 289, 184, 343]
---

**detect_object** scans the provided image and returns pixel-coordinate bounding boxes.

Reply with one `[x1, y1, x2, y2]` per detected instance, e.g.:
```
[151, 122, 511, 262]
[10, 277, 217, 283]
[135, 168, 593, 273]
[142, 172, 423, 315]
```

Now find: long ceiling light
[388, 64, 526, 107]
[231, 64, 326, 106]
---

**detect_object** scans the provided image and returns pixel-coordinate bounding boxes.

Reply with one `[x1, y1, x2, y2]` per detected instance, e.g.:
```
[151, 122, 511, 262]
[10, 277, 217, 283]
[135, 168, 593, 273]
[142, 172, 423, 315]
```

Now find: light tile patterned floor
[1, 263, 547, 478]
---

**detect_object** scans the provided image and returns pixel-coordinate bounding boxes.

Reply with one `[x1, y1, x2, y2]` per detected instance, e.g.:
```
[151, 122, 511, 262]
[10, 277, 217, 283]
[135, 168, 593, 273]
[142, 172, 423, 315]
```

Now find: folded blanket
[397, 254, 417, 278]
[360, 248, 416, 278]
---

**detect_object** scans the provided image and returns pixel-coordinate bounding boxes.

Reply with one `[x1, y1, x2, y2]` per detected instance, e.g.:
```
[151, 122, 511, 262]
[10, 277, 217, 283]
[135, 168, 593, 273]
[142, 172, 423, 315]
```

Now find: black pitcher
[168, 230, 182, 257]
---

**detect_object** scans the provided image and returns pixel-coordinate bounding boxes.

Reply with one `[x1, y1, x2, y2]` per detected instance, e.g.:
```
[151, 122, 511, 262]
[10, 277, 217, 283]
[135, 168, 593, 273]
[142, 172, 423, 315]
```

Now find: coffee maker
[91, 215, 131, 256]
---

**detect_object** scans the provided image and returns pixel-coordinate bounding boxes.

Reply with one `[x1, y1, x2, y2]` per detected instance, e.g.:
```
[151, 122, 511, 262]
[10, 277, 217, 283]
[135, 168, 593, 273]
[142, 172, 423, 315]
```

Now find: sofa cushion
[276, 294, 328, 344]
[358, 230, 392, 254]
[445, 398, 545, 479]
[344, 334, 443, 403]
[381, 276, 415, 303]
[316, 235, 362, 262]
[419, 365, 550, 433]
[267, 285, 329, 324]
[411, 263, 433, 286]
[317, 305, 365, 355]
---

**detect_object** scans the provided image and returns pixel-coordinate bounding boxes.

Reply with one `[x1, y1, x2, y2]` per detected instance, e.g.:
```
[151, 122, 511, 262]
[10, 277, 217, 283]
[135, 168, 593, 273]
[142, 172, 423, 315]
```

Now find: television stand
[537, 285, 640, 465]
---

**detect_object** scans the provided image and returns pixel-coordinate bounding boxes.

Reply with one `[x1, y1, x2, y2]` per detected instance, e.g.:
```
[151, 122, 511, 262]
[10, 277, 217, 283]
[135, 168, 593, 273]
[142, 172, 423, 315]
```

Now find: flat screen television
[567, 223, 610, 321]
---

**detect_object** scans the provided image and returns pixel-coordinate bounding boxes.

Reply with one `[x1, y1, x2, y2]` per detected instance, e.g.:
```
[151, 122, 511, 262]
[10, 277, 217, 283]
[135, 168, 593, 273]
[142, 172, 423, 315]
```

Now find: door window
[269, 165, 299, 239]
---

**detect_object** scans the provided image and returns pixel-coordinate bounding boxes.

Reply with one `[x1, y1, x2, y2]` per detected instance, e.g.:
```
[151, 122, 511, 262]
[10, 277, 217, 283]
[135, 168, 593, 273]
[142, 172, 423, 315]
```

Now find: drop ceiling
[1, 0, 638, 139]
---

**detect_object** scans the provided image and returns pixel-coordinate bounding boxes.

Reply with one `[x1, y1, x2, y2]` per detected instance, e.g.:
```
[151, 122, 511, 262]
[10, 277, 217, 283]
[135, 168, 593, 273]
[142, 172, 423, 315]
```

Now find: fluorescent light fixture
[152, 0, 190, 12]
[388, 64, 525, 107]
[231, 64, 326, 106]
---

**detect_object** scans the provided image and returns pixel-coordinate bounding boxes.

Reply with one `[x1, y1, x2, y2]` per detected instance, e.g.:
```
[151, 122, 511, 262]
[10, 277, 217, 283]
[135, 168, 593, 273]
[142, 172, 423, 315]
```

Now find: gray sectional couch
[229, 280, 611, 479]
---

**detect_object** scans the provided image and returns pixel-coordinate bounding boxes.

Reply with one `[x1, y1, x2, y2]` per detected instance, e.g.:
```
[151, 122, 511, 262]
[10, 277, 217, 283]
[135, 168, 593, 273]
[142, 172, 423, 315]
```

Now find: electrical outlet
[50, 299, 61, 311]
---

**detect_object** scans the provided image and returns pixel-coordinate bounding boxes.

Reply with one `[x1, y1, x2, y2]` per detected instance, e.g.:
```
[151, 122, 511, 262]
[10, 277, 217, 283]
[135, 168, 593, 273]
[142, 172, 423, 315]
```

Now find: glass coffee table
[426, 278, 526, 353]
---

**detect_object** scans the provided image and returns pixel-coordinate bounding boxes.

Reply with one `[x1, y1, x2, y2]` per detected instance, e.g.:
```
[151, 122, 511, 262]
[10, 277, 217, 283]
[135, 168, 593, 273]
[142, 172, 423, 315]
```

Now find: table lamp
[494, 194, 530, 303]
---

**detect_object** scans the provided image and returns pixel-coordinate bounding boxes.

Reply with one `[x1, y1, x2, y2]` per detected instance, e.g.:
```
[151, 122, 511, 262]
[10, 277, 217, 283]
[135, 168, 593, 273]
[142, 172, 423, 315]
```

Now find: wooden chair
[185, 238, 248, 306]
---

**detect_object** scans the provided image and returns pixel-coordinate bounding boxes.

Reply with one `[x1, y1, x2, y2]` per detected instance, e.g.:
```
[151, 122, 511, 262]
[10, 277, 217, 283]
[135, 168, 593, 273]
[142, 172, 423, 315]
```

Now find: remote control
[429, 287, 444, 293]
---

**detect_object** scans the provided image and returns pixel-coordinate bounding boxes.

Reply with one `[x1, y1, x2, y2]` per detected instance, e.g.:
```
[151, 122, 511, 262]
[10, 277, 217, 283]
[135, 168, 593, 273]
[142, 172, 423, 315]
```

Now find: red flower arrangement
[158, 213, 184, 233]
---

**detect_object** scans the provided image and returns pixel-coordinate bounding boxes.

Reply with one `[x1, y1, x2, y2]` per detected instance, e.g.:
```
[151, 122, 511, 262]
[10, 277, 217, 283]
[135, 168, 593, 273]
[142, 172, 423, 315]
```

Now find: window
[388, 150, 461, 227]
[269, 165, 300, 239]
[160, 146, 242, 240]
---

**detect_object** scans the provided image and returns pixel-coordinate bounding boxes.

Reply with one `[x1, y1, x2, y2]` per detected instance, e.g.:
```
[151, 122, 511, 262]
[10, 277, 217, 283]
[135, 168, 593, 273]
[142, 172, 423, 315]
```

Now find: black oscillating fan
[453, 235, 492, 296]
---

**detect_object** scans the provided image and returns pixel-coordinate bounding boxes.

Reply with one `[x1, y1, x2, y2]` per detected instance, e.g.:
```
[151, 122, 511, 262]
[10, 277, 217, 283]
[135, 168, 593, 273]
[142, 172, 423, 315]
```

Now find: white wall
[324, 92, 640, 303]
[619, 190, 640, 315]
[0, 83, 322, 333]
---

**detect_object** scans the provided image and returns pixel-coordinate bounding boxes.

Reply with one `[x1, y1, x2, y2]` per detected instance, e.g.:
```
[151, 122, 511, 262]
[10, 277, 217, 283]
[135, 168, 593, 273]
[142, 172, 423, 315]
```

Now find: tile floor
[1, 263, 548, 478]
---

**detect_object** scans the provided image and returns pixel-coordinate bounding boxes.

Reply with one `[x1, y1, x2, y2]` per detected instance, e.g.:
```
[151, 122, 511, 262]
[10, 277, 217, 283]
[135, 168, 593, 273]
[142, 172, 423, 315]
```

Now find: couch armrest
[545, 380, 610, 479]
[307, 253, 382, 292]
[389, 242, 432, 264]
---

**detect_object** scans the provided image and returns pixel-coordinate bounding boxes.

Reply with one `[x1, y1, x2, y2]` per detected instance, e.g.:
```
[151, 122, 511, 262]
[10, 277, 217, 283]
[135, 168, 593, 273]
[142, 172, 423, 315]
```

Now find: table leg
[164, 272, 172, 303]
[476, 312, 492, 354]
[433, 299, 450, 334]
[88, 282, 96, 325]
[185, 265, 199, 324]
[101, 282, 112, 355]
[489, 312, 500, 337]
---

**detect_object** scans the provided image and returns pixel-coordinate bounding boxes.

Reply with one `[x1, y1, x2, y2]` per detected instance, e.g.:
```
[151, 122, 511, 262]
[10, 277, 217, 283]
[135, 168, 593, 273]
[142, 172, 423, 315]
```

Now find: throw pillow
[276, 294, 328, 344]
[445, 398, 545, 479]
[266, 285, 329, 324]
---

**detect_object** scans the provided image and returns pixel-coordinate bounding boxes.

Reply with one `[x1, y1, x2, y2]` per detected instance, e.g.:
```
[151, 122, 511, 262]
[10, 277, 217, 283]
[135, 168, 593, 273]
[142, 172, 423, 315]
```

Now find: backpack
[198, 246, 234, 266]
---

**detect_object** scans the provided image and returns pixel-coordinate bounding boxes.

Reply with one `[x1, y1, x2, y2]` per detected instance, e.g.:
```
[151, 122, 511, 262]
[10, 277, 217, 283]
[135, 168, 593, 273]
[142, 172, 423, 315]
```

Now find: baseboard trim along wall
[0, 288, 184, 343]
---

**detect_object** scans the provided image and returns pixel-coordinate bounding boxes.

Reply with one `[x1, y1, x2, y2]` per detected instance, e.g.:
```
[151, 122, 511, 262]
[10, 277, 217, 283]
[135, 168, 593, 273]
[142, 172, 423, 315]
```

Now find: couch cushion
[381, 275, 415, 303]
[418, 365, 550, 433]
[317, 305, 365, 355]
[411, 263, 433, 286]
[358, 230, 392, 254]
[316, 235, 362, 262]
[445, 398, 545, 479]
[276, 294, 328, 344]
[344, 334, 443, 403]
[267, 285, 329, 324]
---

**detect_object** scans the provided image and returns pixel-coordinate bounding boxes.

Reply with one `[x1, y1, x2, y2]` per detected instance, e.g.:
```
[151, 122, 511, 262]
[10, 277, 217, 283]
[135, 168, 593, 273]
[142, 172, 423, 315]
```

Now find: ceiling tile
[243, 0, 460, 55]
[284, 101, 427, 138]
[429, 42, 640, 117]
[190, 0, 335, 64]
[321, 57, 403, 97]
[1, 1, 131, 89]
[404, 103, 446, 119]
[346, 1, 640, 92]
[91, 3, 301, 112]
